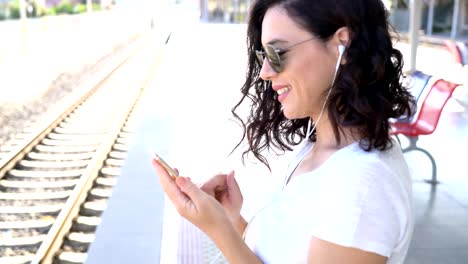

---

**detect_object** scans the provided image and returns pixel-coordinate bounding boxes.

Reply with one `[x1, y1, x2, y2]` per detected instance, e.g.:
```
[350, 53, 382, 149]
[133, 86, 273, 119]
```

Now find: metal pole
[246, 0, 251, 22]
[427, 0, 435, 36]
[200, 0, 209, 21]
[409, 0, 422, 73]
[223, 0, 229, 23]
[19, 0, 27, 53]
[19, 0, 27, 22]
[234, 0, 239, 22]
[87, 0, 93, 13]
[451, 0, 460, 38]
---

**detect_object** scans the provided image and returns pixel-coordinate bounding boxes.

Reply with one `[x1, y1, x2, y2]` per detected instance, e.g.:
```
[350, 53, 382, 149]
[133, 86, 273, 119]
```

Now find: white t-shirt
[244, 140, 414, 264]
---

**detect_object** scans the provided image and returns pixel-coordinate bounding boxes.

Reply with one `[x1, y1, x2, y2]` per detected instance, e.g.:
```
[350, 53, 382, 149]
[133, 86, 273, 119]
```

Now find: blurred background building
[0, 0, 466, 42]
[200, 0, 250, 23]
[198, 0, 468, 40]
[0, 0, 115, 20]
[387, 0, 468, 39]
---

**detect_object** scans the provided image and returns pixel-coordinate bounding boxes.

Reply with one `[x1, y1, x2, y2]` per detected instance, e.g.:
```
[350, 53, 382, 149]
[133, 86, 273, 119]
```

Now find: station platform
[86, 19, 468, 264]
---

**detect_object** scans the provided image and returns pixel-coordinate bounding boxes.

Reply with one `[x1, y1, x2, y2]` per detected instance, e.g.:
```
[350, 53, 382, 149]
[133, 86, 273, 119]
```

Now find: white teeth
[277, 87, 290, 95]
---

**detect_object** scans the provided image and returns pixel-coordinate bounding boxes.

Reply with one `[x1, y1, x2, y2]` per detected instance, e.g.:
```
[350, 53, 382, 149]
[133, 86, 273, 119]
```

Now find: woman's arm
[210, 221, 262, 264]
[307, 237, 387, 264]
[234, 216, 248, 236]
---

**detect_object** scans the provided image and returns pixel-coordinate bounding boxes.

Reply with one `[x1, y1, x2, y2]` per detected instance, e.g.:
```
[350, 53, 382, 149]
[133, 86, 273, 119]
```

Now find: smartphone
[152, 152, 179, 178]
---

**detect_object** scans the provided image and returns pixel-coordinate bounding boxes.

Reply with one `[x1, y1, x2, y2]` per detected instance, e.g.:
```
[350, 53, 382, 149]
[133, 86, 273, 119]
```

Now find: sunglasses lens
[255, 50, 265, 65]
[255, 45, 282, 72]
[265, 45, 282, 72]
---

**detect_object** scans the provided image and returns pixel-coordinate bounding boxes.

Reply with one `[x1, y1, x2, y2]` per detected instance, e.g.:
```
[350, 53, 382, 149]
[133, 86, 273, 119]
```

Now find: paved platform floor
[87, 16, 468, 264]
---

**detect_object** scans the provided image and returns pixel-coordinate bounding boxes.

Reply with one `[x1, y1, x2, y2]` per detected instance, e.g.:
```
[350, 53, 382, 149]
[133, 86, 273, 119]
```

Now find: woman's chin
[282, 107, 310, 121]
[281, 108, 296, 120]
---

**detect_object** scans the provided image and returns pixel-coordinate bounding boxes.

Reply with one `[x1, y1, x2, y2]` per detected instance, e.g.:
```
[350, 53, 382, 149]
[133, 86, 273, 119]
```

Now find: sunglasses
[255, 37, 317, 73]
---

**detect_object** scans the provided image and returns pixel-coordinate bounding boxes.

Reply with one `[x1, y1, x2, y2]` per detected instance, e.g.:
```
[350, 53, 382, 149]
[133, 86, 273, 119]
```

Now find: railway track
[0, 32, 166, 264]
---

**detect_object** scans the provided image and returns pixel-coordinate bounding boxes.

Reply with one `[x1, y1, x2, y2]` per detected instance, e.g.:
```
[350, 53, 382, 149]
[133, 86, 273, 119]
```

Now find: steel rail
[30, 35, 165, 264]
[0, 36, 143, 181]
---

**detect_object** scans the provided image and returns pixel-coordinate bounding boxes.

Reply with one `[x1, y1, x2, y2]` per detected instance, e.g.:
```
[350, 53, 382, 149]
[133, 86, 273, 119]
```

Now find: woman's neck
[313, 116, 357, 152]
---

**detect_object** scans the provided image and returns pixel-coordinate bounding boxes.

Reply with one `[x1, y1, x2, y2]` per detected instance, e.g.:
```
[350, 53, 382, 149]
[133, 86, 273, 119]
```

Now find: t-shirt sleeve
[309, 163, 406, 257]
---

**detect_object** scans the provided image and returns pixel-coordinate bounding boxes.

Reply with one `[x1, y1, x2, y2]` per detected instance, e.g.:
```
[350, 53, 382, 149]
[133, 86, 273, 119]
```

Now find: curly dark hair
[231, 0, 415, 169]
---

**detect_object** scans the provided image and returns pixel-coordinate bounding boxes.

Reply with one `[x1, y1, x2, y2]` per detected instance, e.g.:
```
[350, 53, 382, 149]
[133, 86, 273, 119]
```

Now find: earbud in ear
[338, 45, 345, 55]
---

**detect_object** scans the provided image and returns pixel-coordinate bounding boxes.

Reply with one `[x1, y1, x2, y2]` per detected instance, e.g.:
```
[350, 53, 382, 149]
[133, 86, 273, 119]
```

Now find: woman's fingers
[224, 170, 243, 209]
[151, 159, 232, 237]
[200, 174, 227, 197]
[176, 177, 206, 207]
[227, 171, 241, 198]
[151, 159, 192, 208]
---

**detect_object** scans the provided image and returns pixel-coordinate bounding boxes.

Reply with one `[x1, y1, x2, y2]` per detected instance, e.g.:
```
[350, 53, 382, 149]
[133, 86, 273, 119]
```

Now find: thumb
[176, 177, 204, 203]
[227, 171, 242, 198]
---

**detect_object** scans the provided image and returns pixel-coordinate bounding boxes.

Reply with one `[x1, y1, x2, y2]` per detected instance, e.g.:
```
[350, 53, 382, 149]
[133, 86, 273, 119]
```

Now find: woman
[152, 0, 415, 263]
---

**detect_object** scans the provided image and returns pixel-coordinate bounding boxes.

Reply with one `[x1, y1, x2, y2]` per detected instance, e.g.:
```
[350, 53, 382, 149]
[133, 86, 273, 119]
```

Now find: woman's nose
[259, 59, 277, 81]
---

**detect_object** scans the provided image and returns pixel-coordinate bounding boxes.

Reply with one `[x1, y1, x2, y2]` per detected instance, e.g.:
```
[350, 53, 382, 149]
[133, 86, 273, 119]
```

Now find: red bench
[444, 40, 468, 66]
[390, 73, 459, 184]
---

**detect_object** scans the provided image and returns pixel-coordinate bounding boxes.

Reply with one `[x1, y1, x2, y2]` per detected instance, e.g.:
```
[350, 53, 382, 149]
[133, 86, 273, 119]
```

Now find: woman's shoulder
[288, 139, 410, 193]
[287, 141, 413, 259]
[303, 140, 411, 200]
[328, 140, 409, 180]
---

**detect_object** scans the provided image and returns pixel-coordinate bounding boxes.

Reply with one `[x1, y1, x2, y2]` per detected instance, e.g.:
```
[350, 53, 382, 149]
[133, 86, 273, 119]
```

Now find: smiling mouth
[277, 86, 291, 95]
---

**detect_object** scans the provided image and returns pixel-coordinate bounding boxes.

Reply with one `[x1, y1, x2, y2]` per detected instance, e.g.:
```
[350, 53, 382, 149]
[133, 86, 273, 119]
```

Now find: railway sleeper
[121, 126, 135, 134]
[62, 232, 95, 251]
[0, 190, 71, 200]
[118, 131, 132, 138]
[99, 167, 121, 177]
[88, 188, 113, 200]
[70, 216, 100, 233]
[115, 137, 130, 145]
[80, 201, 107, 217]
[0, 254, 35, 264]
[40, 139, 102, 147]
[94, 177, 117, 188]
[53, 127, 106, 136]
[34, 144, 98, 154]
[17, 160, 88, 170]
[0, 179, 79, 189]
[26, 152, 94, 162]
[0, 204, 62, 214]
[54, 251, 87, 264]
[2, 139, 25, 147]
[0, 145, 17, 153]
[0, 219, 54, 230]
[112, 143, 128, 152]
[108, 151, 127, 160]
[104, 158, 125, 167]
[56, 124, 109, 133]
[46, 133, 104, 141]
[0, 235, 45, 248]
[7, 169, 83, 178]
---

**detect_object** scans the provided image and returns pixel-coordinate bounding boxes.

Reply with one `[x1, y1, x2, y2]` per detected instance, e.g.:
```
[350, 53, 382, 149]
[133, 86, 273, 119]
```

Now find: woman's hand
[199, 171, 243, 225]
[151, 159, 231, 237]
[152, 159, 262, 264]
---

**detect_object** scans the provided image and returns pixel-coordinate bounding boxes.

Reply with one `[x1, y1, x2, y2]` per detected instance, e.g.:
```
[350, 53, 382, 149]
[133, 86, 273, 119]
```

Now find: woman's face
[259, 6, 337, 120]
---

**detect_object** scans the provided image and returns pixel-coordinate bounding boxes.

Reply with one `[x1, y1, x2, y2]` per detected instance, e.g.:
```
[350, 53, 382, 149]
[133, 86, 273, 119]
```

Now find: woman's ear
[334, 27, 350, 64]
[335, 27, 350, 48]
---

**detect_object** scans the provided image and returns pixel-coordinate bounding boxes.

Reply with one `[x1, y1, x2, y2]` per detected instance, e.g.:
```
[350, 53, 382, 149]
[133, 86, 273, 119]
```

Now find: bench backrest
[412, 79, 458, 134]
[444, 40, 468, 66]
[410, 70, 432, 101]
[456, 42, 468, 65]
[396, 71, 433, 123]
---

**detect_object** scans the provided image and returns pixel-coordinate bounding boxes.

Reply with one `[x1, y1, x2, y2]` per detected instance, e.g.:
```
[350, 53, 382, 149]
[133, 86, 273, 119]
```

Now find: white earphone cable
[305, 44, 345, 140]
